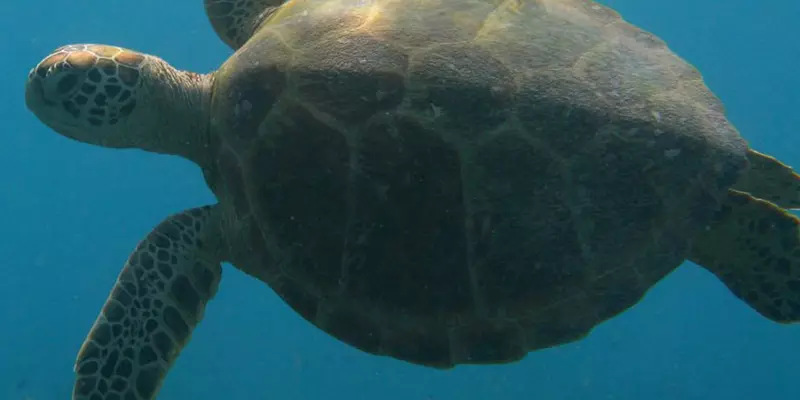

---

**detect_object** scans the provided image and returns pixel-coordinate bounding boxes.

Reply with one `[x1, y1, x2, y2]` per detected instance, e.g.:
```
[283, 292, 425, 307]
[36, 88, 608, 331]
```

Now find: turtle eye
[55, 72, 81, 96]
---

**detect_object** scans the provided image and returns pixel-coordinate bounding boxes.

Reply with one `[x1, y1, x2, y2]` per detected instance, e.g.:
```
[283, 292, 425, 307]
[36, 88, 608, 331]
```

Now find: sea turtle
[24, 0, 800, 399]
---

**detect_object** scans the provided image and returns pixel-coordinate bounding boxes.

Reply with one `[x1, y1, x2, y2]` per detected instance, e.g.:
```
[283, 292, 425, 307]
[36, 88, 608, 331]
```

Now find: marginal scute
[573, 43, 682, 112]
[613, 21, 668, 49]
[475, 4, 603, 71]
[379, 328, 452, 367]
[560, 0, 622, 25]
[521, 310, 595, 350]
[588, 264, 649, 321]
[274, 276, 320, 321]
[320, 305, 383, 354]
[450, 322, 526, 364]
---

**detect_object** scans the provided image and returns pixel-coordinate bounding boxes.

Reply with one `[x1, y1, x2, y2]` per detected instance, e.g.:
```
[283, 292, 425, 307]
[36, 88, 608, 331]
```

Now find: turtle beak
[25, 53, 92, 141]
[25, 72, 55, 110]
[25, 74, 58, 129]
[25, 69, 86, 142]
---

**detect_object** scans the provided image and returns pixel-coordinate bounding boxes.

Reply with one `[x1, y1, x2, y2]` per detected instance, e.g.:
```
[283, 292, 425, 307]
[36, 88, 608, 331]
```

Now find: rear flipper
[732, 149, 800, 209]
[72, 206, 224, 400]
[689, 189, 800, 323]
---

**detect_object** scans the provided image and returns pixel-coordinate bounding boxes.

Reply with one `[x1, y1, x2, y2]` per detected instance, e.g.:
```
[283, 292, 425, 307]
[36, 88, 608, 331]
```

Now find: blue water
[2, 0, 799, 399]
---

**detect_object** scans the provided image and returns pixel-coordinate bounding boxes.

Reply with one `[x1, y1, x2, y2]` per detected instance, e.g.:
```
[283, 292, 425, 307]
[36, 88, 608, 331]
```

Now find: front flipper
[732, 149, 800, 209]
[73, 206, 225, 400]
[689, 190, 800, 323]
[204, 0, 285, 50]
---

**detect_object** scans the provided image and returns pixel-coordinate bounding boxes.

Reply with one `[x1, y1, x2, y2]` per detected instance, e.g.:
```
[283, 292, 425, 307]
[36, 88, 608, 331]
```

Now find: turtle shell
[203, 0, 749, 368]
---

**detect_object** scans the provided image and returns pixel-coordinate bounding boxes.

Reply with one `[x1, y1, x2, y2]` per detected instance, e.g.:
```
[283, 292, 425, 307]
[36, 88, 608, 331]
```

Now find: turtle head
[25, 44, 214, 164]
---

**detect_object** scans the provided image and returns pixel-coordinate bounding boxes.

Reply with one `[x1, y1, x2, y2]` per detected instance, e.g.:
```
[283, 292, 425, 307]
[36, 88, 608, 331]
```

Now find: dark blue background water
[2, 1, 799, 399]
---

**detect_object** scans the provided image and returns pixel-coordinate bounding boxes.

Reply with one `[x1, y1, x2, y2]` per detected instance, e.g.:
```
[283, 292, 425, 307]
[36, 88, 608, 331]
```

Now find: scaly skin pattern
[72, 206, 224, 400]
[27, 44, 146, 127]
